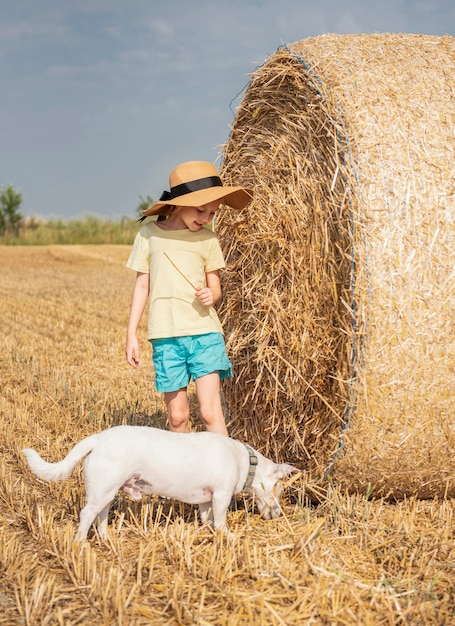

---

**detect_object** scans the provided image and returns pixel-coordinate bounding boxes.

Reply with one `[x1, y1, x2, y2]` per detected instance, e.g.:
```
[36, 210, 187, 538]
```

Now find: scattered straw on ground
[1, 245, 455, 624]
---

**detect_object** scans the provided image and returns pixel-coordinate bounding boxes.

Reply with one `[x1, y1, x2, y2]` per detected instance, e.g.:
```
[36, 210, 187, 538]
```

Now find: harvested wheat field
[0, 244, 454, 624]
[217, 33, 455, 499]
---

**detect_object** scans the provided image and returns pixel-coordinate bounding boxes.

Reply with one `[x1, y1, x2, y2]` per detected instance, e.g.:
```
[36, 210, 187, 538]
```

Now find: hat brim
[142, 186, 253, 217]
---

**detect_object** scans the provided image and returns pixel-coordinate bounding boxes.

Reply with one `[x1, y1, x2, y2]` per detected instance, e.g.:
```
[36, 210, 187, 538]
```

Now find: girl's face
[169, 200, 220, 231]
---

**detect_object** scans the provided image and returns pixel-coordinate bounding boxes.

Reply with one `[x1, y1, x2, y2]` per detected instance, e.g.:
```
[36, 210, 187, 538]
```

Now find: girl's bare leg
[195, 372, 228, 435]
[164, 388, 190, 432]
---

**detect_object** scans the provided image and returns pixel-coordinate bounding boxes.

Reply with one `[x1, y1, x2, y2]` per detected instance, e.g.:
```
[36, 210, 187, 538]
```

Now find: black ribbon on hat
[138, 175, 224, 223]
[160, 175, 223, 201]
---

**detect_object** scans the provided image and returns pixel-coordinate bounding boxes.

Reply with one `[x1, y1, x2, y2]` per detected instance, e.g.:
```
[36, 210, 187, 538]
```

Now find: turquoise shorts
[150, 332, 232, 393]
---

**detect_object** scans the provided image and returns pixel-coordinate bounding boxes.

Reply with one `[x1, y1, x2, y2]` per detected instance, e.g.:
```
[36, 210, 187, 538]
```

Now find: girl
[125, 161, 252, 435]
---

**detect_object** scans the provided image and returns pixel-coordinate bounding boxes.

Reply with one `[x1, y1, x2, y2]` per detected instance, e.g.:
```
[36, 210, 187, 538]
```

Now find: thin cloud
[0, 0, 453, 218]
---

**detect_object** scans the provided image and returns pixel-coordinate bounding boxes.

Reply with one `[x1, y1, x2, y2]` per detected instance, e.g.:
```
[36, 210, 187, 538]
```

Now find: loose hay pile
[217, 33, 455, 498]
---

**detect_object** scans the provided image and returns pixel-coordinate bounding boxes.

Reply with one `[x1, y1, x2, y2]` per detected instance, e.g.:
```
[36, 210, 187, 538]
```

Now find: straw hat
[142, 161, 253, 217]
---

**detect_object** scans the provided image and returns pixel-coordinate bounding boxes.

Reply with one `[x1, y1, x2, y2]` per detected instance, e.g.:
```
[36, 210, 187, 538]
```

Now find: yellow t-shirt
[126, 222, 226, 339]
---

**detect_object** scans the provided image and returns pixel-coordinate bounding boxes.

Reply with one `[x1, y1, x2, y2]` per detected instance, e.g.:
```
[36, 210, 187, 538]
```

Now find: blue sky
[1, 0, 453, 219]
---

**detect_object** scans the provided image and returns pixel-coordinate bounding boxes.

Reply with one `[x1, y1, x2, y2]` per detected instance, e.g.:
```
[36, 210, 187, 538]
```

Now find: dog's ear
[273, 463, 299, 479]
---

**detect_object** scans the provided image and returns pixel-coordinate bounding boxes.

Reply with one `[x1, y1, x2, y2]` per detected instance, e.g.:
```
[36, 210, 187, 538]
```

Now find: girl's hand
[196, 287, 215, 307]
[126, 335, 140, 367]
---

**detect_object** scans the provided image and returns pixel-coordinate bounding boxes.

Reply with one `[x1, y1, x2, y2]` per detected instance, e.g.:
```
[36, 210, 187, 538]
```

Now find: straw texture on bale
[217, 33, 455, 499]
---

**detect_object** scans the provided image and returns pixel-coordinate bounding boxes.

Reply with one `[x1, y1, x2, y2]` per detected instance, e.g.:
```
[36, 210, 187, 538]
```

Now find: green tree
[136, 194, 155, 219]
[0, 185, 23, 235]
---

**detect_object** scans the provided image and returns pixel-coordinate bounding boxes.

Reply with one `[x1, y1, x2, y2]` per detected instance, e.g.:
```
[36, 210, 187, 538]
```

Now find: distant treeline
[0, 215, 141, 245]
[0, 184, 152, 245]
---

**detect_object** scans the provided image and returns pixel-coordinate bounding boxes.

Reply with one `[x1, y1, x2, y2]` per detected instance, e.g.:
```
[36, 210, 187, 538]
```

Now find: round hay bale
[217, 33, 455, 499]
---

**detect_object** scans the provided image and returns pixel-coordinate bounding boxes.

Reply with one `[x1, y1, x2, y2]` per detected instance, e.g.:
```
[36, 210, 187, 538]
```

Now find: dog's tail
[22, 433, 100, 482]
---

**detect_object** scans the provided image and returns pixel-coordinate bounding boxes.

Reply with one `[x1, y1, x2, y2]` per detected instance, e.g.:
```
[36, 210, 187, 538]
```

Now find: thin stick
[163, 252, 198, 291]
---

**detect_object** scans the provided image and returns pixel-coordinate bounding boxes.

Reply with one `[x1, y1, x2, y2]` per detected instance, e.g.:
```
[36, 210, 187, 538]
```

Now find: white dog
[23, 425, 298, 541]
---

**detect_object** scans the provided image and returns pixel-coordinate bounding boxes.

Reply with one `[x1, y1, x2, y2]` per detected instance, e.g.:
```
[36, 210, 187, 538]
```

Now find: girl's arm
[196, 270, 221, 307]
[125, 271, 150, 367]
